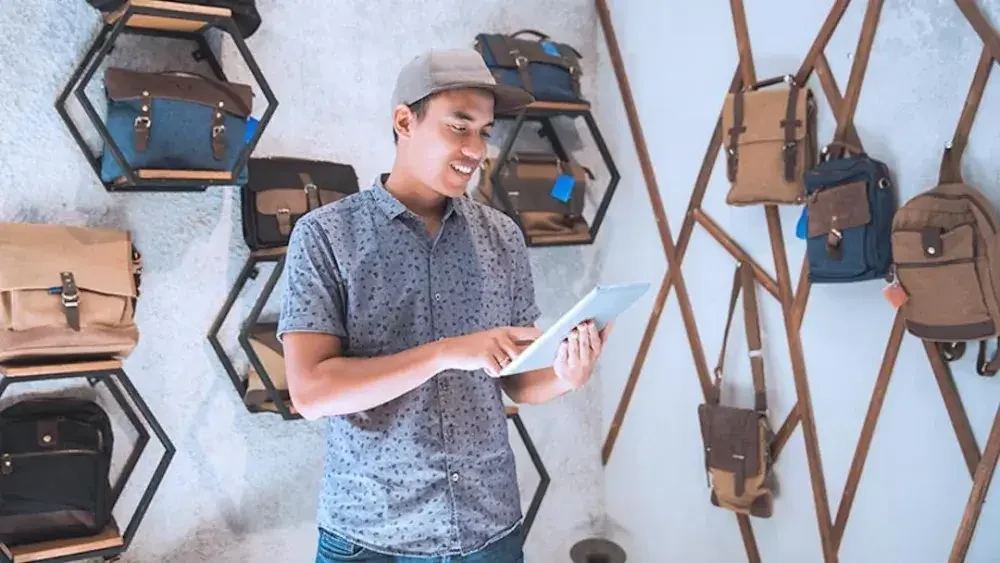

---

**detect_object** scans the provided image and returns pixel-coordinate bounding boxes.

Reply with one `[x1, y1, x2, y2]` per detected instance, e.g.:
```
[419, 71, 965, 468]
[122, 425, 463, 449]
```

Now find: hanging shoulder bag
[697, 261, 775, 518]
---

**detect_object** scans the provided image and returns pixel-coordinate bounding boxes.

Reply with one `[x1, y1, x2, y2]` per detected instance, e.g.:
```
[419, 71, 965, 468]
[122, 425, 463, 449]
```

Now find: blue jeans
[315, 525, 524, 563]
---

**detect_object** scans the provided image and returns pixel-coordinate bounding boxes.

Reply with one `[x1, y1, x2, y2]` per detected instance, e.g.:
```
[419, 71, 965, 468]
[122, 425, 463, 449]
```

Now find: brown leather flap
[255, 189, 345, 216]
[892, 223, 976, 263]
[481, 34, 581, 72]
[722, 86, 811, 145]
[806, 180, 871, 237]
[698, 403, 763, 476]
[0, 222, 136, 298]
[104, 67, 253, 118]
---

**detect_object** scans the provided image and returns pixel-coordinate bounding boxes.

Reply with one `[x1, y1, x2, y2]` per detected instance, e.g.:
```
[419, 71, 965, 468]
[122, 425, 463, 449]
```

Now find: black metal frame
[490, 104, 620, 247]
[207, 250, 299, 421]
[0, 364, 175, 563]
[54, 1, 279, 193]
[507, 411, 549, 543]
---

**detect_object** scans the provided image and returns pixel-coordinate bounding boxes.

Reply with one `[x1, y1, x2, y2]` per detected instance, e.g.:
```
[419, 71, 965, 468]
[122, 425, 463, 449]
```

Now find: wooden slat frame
[597, 0, 999, 561]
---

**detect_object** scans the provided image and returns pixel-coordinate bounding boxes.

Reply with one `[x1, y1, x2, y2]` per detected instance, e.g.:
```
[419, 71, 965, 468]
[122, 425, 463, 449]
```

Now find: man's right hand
[438, 326, 543, 377]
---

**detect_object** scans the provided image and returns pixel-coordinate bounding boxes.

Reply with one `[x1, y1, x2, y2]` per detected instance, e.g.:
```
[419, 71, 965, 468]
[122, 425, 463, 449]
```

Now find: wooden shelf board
[4, 524, 122, 563]
[104, 0, 230, 33]
[0, 359, 122, 379]
[113, 169, 234, 184]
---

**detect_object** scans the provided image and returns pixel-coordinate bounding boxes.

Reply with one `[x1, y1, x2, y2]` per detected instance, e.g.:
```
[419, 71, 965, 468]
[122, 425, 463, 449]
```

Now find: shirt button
[434, 293, 442, 301]
[451, 472, 459, 482]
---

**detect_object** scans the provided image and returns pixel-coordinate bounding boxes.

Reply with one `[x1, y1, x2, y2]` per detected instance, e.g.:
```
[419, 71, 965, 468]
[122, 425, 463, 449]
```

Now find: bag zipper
[2, 449, 99, 475]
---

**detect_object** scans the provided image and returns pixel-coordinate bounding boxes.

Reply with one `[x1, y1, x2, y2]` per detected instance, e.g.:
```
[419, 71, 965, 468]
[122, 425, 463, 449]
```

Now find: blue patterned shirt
[276, 174, 541, 557]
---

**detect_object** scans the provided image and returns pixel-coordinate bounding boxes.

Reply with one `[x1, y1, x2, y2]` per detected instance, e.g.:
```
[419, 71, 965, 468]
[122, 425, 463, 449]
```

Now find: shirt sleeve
[505, 221, 542, 327]
[276, 217, 349, 342]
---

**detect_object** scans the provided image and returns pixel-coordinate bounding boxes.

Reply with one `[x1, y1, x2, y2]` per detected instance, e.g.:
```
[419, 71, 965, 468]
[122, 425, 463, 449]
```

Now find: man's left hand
[553, 319, 613, 390]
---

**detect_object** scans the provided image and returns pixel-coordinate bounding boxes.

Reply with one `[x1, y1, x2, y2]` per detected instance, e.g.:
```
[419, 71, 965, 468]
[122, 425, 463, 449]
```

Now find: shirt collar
[371, 174, 461, 222]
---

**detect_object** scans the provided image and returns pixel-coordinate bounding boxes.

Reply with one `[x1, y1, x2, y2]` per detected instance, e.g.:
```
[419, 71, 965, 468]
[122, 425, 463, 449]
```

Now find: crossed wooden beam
[594, 0, 1000, 561]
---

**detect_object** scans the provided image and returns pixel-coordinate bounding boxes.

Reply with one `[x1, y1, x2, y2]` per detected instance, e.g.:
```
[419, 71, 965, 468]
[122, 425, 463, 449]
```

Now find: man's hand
[552, 320, 612, 390]
[439, 326, 543, 377]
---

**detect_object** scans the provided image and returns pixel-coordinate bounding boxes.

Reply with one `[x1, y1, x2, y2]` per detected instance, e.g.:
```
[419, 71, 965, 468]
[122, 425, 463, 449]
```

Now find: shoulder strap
[710, 262, 767, 413]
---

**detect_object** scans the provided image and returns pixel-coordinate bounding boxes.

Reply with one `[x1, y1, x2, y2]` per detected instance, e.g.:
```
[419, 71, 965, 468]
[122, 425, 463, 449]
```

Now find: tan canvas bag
[723, 75, 818, 206]
[697, 261, 775, 518]
[0, 222, 141, 363]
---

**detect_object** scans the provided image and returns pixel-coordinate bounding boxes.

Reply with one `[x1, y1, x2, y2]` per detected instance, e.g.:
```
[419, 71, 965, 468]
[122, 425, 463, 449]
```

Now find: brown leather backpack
[889, 148, 1000, 376]
[0, 222, 142, 363]
[473, 152, 590, 237]
[697, 261, 775, 518]
[723, 75, 818, 206]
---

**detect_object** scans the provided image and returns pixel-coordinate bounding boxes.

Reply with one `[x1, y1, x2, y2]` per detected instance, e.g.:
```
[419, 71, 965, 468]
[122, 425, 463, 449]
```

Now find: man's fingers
[567, 329, 580, 366]
[588, 322, 602, 355]
[496, 336, 521, 365]
[508, 326, 543, 343]
[599, 321, 615, 340]
[577, 325, 592, 362]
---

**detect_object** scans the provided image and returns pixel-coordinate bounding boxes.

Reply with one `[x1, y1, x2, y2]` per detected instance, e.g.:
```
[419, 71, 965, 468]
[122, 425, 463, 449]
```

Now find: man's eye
[451, 124, 466, 132]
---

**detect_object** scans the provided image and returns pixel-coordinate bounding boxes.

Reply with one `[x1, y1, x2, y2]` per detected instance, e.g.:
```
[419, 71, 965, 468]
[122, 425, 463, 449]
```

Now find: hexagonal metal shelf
[0, 360, 175, 563]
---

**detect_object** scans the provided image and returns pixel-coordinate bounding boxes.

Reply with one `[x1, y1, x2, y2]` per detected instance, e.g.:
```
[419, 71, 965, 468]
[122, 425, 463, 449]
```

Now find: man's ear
[393, 105, 414, 141]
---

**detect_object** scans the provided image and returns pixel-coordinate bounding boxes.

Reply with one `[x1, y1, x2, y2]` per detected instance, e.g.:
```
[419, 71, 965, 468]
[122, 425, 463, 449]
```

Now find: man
[277, 48, 612, 563]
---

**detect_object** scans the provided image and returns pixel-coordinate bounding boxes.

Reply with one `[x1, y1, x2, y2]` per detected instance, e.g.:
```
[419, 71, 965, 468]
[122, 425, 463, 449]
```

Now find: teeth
[451, 163, 473, 175]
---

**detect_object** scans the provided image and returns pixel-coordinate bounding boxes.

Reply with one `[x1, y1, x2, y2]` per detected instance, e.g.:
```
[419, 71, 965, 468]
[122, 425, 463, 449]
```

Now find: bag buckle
[60, 271, 81, 331]
[276, 208, 292, 236]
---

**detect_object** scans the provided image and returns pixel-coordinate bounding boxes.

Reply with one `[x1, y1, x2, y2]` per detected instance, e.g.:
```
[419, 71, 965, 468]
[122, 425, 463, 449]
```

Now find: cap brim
[427, 81, 535, 115]
[486, 83, 535, 115]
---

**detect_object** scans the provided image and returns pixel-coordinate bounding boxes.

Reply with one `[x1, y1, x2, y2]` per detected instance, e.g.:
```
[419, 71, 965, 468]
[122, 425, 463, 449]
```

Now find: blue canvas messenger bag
[802, 142, 896, 284]
[474, 29, 584, 105]
[99, 67, 253, 184]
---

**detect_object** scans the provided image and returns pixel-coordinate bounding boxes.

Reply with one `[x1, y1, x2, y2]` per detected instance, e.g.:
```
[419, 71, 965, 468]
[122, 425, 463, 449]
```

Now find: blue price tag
[540, 41, 560, 57]
[244, 117, 259, 144]
[550, 174, 576, 203]
[795, 206, 808, 240]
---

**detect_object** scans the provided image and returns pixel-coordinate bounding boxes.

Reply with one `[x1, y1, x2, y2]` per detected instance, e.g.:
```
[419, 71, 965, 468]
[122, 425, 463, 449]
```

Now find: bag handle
[509, 29, 550, 41]
[710, 261, 767, 413]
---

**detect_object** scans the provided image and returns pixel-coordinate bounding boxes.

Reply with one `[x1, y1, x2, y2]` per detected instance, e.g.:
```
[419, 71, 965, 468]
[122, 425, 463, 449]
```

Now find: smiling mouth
[450, 162, 475, 176]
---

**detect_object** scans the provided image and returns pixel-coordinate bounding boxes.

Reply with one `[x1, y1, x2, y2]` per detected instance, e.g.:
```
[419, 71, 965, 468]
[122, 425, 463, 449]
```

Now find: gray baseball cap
[390, 48, 534, 115]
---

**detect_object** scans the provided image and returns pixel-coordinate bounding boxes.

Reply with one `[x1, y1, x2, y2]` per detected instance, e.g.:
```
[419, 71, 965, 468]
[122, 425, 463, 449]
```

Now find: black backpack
[86, 0, 262, 38]
[0, 399, 114, 546]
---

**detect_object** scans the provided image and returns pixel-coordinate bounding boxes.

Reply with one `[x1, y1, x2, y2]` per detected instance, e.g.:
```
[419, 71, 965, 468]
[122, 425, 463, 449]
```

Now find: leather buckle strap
[976, 337, 1000, 377]
[510, 51, 533, 94]
[211, 101, 227, 161]
[726, 90, 745, 182]
[740, 262, 767, 414]
[276, 208, 292, 236]
[780, 80, 802, 182]
[826, 229, 843, 260]
[300, 173, 321, 211]
[133, 90, 151, 152]
[59, 271, 80, 331]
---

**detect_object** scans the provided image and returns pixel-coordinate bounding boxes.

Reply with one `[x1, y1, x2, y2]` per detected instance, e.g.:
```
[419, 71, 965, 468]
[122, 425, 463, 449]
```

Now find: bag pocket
[807, 180, 872, 278]
[893, 223, 994, 339]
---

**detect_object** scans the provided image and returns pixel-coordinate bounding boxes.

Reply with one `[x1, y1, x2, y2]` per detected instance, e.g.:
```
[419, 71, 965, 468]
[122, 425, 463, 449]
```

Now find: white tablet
[499, 281, 651, 377]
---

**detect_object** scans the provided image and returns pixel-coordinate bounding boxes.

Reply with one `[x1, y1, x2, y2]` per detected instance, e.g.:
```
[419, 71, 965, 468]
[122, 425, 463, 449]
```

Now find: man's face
[401, 89, 495, 198]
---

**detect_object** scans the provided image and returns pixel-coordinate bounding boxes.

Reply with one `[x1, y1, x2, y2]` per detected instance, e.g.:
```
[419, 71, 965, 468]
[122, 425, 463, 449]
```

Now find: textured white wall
[0, 0, 611, 561]
[595, 1, 1000, 562]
